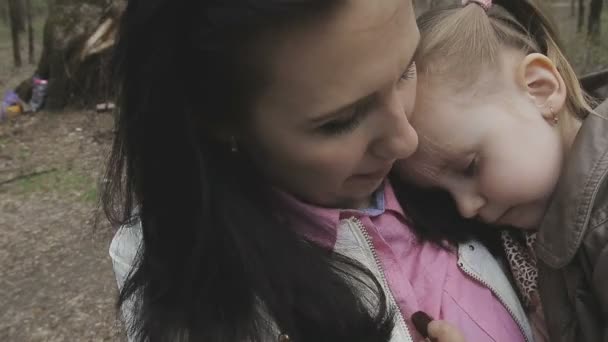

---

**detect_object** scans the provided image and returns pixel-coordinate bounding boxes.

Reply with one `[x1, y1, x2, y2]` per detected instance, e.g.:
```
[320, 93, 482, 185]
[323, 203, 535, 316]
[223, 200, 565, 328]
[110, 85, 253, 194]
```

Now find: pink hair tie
[462, 0, 492, 11]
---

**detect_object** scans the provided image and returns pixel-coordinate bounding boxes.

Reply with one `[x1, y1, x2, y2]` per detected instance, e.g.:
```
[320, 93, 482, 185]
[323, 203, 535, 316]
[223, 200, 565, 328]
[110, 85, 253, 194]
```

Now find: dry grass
[0, 16, 126, 342]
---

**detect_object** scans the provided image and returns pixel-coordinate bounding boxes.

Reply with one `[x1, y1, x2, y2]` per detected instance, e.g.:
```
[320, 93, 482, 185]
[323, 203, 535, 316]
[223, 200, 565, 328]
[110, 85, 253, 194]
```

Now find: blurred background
[0, 0, 606, 341]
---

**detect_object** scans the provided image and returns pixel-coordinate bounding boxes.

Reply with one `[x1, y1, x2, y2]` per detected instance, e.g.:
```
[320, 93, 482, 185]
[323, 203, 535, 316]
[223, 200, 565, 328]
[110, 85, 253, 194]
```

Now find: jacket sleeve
[592, 242, 608, 342]
[592, 98, 608, 342]
[109, 223, 143, 342]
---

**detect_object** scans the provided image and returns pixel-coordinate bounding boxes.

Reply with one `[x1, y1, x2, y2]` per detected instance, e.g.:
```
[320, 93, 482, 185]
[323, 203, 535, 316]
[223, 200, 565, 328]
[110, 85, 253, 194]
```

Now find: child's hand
[427, 320, 466, 342]
[412, 311, 466, 342]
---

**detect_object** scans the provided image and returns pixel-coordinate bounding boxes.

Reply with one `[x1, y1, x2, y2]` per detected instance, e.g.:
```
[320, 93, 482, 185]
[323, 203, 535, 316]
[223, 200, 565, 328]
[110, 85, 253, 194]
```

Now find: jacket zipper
[351, 218, 413, 342]
[457, 260, 530, 342]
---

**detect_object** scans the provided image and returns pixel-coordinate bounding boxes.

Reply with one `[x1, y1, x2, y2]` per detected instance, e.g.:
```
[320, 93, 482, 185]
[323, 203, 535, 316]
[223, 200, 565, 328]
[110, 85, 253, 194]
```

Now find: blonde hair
[415, 0, 593, 119]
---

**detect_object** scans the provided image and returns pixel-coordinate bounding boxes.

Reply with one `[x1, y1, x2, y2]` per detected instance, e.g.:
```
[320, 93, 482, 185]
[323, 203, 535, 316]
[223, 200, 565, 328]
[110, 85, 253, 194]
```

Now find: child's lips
[480, 208, 511, 226]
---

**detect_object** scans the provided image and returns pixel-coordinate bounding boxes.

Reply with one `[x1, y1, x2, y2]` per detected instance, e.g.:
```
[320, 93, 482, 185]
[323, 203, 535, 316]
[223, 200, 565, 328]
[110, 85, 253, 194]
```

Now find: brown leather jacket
[536, 99, 608, 342]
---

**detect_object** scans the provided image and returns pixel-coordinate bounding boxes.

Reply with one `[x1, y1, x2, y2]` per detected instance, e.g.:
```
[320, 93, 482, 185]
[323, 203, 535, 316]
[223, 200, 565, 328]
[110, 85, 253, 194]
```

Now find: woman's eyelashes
[319, 63, 416, 136]
[400, 61, 416, 81]
[319, 106, 367, 135]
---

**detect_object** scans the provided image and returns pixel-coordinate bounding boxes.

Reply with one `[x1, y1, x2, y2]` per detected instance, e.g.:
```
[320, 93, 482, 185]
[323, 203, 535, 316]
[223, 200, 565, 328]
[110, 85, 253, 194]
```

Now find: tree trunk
[17, 0, 25, 31]
[587, 0, 603, 41]
[8, 0, 22, 67]
[413, 0, 430, 14]
[15, 0, 125, 111]
[428, 0, 458, 9]
[577, 0, 586, 33]
[25, 0, 34, 64]
[1, 0, 9, 25]
[571, 0, 576, 16]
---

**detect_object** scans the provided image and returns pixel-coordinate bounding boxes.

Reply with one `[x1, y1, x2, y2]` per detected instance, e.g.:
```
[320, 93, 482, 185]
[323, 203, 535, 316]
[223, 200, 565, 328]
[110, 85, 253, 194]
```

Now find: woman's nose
[371, 95, 419, 160]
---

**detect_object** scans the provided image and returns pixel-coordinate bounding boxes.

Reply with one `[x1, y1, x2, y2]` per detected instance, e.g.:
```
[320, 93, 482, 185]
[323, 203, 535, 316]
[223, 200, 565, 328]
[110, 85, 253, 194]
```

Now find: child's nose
[454, 192, 486, 219]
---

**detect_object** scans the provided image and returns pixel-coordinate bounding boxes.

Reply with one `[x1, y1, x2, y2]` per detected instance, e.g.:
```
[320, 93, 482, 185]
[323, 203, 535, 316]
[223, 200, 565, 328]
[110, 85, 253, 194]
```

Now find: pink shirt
[281, 182, 525, 341]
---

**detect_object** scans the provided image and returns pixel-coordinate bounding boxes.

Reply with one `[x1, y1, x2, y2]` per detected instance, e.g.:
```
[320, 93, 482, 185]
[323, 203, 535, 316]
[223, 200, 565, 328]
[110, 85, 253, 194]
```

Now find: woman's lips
[352, 165, 392, 181]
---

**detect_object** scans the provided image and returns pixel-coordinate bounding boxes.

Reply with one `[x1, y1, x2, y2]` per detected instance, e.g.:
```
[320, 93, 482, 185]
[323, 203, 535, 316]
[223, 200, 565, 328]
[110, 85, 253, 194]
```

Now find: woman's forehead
[254, 0, 418, 121]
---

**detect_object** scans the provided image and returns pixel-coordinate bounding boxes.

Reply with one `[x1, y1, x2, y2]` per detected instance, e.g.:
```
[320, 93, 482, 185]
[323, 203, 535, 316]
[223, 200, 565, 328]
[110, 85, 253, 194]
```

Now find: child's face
[398, 75, 564, 230]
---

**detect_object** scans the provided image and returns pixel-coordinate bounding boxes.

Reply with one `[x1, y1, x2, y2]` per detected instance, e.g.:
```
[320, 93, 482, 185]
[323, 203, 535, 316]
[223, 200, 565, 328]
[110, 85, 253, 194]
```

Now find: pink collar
[275, 181, 405, 249]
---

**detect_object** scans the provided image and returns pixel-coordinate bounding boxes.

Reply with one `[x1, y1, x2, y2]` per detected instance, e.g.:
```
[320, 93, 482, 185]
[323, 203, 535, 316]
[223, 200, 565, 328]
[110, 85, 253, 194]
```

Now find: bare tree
[427, 0, 458, 9]
[1, 0, 9, 25]
[7, 0, 23, 67]
[587, 0, 603, 41]
[25, 0, 34, 64]
[15, 0, 124, 110]
[413, 0, 430, 13]
[577, 0, 586, 32]
[571, 0, 576, 16]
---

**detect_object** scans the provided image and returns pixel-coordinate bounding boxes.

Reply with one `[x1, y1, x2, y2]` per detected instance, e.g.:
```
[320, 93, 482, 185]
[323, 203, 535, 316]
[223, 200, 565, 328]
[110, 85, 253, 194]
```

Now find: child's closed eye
[463, 156, 477, 177]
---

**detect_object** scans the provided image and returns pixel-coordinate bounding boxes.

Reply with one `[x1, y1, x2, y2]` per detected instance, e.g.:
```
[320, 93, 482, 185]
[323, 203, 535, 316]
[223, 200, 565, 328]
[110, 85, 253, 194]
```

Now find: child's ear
[517, 53, 567, 120]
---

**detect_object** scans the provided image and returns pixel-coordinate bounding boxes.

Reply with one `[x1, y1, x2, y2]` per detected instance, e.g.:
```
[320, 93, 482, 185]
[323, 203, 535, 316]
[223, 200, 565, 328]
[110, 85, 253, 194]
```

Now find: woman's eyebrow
[311, 46, 420, 125]
[310, 37, 420, 125]
[309, 93, 374, 124]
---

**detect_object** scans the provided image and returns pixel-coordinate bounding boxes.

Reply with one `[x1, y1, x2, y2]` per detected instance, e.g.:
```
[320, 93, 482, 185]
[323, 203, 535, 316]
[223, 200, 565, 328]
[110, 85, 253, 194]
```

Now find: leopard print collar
[501, 230, 540, 311]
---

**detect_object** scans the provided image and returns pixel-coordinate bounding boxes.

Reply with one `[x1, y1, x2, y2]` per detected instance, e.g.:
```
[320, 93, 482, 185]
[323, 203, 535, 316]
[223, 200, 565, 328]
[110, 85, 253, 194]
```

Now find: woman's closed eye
[319, 106, 367, 135]
[318, 95, 376, 135]
[319, 63, 416, 136]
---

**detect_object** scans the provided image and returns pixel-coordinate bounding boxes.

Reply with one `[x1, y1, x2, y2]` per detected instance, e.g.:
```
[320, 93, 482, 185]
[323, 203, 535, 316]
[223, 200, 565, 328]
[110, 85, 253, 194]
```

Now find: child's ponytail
[415, 0, 594, 119]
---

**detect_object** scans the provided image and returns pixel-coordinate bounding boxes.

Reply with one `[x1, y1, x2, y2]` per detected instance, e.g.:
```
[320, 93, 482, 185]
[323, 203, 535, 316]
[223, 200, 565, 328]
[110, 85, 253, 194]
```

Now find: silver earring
[550, 106, 559, 125]
[230, 136, 238, 153]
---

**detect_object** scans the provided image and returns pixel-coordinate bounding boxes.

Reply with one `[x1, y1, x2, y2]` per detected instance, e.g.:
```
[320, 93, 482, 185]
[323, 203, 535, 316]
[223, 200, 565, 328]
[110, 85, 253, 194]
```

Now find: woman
[105, 0, 532, 341]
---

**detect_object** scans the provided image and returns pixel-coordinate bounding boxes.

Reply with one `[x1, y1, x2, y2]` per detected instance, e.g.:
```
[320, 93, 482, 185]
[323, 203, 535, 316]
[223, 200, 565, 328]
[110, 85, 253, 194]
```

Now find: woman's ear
[517, 53, 567, 120]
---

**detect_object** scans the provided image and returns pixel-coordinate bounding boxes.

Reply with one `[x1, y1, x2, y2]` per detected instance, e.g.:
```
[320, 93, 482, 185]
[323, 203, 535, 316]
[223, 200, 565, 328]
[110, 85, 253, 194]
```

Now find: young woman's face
[243, 0, 420, 209]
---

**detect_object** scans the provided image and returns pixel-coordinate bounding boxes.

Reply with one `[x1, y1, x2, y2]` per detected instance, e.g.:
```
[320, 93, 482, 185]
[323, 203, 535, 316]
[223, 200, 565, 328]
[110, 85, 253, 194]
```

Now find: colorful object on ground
[1, 91, 24, 121]
[30, 76, 49, 112]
